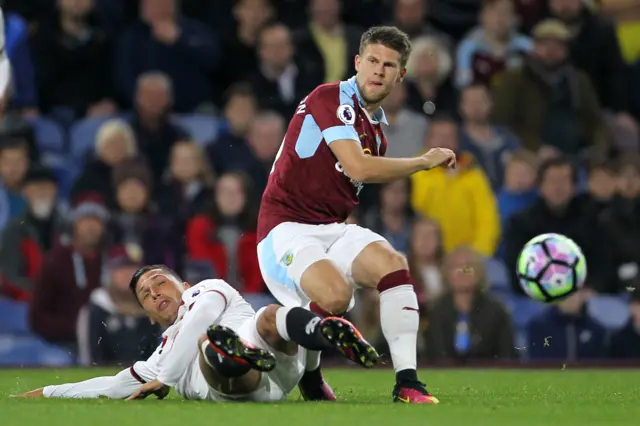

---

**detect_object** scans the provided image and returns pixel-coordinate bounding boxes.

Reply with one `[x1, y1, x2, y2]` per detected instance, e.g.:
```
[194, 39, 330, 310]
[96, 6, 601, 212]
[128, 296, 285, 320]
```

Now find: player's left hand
[126, 379, 170, 401]
[11, 388, 44, 398]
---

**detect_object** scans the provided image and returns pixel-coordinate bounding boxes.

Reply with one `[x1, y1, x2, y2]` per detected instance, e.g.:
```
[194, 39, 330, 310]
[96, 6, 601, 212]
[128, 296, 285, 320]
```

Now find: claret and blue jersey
[257, 76, 389, 241]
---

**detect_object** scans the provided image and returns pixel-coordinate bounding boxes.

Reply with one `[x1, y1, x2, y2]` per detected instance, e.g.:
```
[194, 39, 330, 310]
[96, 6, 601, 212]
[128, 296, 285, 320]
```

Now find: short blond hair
[94, 119, 137, 157]
[405, 35, 452, 82]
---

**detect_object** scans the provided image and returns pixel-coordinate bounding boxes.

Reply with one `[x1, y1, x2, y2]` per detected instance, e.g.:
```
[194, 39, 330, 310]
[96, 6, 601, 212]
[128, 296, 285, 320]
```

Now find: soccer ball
[516, 233, 587, 302]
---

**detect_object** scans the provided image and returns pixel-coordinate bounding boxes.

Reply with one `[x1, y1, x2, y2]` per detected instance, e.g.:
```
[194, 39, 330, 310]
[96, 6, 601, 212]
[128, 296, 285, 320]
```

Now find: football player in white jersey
[16, 264, 378, 401]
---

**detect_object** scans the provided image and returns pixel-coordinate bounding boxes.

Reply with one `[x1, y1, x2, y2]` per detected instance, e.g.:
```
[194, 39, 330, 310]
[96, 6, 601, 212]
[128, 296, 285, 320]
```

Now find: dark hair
[536, 156, 577, 186]
[258, 20, 291, 46]
[129, 264, 181, 302]
[0, 137, 29, 154]
[224, 82, 256, 106]
[359, 26, 412, 68]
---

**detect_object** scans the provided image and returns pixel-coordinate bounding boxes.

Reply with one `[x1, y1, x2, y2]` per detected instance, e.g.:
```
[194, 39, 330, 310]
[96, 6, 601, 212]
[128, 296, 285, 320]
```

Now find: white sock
[275, 306, 293, 341]
[305, 350, 321, 372]
[379, 284, 419, 373]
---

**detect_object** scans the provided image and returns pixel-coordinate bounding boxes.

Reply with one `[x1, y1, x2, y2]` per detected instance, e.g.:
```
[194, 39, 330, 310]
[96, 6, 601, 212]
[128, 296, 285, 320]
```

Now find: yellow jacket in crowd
[411, 152, 500, 257]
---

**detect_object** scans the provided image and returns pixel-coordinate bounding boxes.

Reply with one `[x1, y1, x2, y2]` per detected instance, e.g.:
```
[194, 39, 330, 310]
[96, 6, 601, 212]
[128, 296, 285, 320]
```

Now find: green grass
[1, 368, 639, 426]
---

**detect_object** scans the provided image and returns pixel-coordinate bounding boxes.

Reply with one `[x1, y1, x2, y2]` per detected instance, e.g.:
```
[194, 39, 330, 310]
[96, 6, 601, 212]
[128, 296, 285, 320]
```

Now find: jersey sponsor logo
[336, 104, 356, 125]
[305, 317, 321, 335]
[335, 149, 371, 196]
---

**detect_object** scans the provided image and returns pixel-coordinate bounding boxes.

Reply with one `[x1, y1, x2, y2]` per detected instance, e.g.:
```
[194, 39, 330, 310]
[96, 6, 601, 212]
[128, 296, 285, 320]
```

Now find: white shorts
[257, 222, 386, 309]
[206, 307, 306, 402]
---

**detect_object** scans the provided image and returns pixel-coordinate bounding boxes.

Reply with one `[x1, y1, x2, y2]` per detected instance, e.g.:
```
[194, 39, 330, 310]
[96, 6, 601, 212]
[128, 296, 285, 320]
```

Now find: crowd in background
[1, 0, 640, 367]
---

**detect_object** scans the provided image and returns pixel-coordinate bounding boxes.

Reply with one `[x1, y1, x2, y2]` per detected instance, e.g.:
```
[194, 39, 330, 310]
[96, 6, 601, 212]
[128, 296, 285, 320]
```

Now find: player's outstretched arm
[13, 368, 151, 399]
[329, 139, 456, 183]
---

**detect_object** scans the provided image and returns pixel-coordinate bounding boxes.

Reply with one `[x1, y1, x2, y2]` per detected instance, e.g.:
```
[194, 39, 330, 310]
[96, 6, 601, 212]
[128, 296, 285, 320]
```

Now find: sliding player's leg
[197, 328, 274, 398]
[339, 231, 439, 404]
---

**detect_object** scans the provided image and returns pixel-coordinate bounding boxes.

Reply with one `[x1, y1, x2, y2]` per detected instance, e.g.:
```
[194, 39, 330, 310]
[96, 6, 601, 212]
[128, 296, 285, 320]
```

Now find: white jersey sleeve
[42, 362, 156, 399]
[155, 280, 234, 387]
[43, 339, 162, 399]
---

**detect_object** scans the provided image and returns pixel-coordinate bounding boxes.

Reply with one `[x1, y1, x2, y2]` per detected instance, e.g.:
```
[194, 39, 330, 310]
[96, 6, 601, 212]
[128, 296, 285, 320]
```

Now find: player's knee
[257, 305, 298, 355]
[317, 283, 353, 315]
[256, 305, 280, 343]
[376, 251, 412, 293]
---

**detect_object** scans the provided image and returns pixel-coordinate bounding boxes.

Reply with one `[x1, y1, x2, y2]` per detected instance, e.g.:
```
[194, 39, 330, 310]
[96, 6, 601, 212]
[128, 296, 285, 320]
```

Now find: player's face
[135, 269, 187, 326]
[355, 43, 406, 106]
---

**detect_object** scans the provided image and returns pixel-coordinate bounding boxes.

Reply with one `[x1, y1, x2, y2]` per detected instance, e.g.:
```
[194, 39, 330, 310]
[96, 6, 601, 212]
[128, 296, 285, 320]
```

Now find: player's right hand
[422, 147, 456, 170]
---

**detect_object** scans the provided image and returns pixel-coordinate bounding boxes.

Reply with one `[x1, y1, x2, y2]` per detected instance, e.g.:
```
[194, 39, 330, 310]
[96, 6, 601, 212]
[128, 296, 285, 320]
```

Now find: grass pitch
[1, 368, 639, 426]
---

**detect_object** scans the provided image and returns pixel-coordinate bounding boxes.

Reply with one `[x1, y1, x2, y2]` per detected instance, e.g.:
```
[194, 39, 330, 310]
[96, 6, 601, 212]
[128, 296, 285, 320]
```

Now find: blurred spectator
[610, 292, 640, 358]
[504, 157, 618, 294]
[550, 0, 639, 152]
[207, 83, 258, 176]
[129, 72, 188, 181]
[71, 119, 138, 205]
[29, 195, 109, 351]
[381, 83, 429, 158]
[155, 140, 215, 229]
[0, 137, 29, 229]
[109, 158, 178, 268]
[459, 83, 520, 190]
[492, 19, 610, 158]
[214, 0, 275, 102]
[115, 0, 219, 112]
[186, 172, 264, 294]
[599, 0, 640, 64]
[364, 178, 414, 254]
[0, 166, 65, 301]
[427, 0, 484, 41]
[245, 111, 286, 195]
[390, 0, 453, 46]
[455, 0, 532, 89]
[251, 22, 321, 119]
[404, 36, 458, 116]
[77, 244, 160, 366]
[293, 0, 361, 84]
[514, 0, 548, 34]
[4, 9, 37, 113]
[496, 150, 539, 236]
[548, 0, 629, 116]
[585, 159, 617, 214]
[408, 217, 445, 304]
[30, 0, 116, 120]
[599, 156, 640, 291]
[411, 116, 500, 256]
[425, 246, 516, 361]
[526, 289, 608, 360]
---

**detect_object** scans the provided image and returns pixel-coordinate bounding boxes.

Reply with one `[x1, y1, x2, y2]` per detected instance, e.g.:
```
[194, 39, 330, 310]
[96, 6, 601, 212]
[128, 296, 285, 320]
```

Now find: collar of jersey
[346, 76, 388, 125]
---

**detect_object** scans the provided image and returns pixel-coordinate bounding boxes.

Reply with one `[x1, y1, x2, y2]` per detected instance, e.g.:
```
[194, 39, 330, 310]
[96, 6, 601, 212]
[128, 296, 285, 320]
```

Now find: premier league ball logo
[337, 104, 356, 125]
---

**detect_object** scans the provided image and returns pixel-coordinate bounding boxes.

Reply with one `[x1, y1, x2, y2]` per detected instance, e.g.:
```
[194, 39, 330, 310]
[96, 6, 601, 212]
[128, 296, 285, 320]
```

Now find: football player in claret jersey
[16, 265, 378, 401]
[257, 26, 456, 403]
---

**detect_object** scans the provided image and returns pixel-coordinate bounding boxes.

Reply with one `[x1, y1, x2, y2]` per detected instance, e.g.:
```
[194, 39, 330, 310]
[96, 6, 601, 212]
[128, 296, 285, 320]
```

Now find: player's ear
[183, 282, 191, 290]
[397, 67, 407, 83]
[354, 55, 360, 72]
